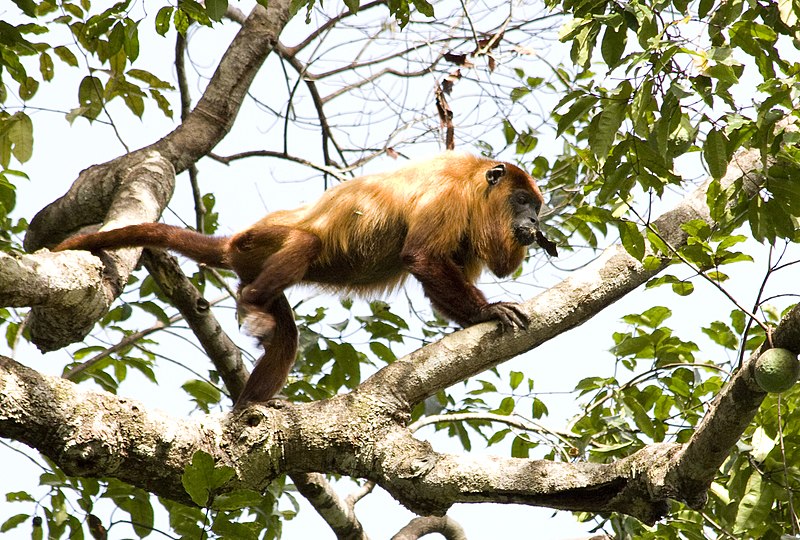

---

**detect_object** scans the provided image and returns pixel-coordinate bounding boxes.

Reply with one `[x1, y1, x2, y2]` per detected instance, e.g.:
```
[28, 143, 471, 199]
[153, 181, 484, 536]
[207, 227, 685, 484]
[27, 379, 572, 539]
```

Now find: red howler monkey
[53, 153, 556, 407]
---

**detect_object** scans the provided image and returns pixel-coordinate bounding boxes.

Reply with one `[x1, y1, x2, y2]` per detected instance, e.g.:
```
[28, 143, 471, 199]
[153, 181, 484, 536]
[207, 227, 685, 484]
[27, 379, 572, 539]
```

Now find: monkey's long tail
[234, 293, 299, 408]
[53, 223, 229, 268]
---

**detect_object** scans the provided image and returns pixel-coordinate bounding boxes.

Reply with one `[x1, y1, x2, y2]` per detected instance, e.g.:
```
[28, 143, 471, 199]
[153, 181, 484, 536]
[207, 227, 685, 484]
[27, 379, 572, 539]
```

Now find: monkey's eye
[515, 194, 529, 205]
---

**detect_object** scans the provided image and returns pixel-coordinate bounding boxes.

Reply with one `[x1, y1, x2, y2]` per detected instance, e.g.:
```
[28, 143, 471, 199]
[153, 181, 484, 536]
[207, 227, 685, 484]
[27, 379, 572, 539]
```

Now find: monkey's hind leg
[234, 293, 298, 407]
[233, 228, 322, 406]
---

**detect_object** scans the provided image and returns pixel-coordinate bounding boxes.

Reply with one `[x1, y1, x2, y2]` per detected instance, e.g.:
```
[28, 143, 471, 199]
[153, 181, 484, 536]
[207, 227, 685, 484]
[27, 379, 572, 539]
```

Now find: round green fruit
[754, 348, 800, 393]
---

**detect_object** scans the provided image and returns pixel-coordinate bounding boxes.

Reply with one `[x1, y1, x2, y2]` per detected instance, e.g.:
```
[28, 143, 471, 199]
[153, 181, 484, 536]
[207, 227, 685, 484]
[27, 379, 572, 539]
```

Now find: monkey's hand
[473, 302, 529, 330]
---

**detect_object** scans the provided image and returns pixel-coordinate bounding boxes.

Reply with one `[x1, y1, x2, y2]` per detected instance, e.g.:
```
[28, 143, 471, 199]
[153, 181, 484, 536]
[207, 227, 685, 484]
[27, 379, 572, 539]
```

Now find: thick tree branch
[0, 357, 677, 523]
[19, 3, 292, 351]
[665, 302, 800, 508]
[292, 473, 368, 540]
[3, 299, 798, 524]
[26, 3, 291, 251]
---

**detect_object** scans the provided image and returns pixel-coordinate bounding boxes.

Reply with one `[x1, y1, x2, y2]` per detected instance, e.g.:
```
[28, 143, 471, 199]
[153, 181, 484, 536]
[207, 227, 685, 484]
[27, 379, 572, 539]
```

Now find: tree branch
[140, 249, 248, 404]
[20, 3, 292, 351]
[391, 516, 466, 540]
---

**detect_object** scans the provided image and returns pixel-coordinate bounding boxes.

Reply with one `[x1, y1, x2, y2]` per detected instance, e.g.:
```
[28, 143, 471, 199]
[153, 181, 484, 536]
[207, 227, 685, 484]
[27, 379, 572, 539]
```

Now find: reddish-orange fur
[53, 152, 546, 407]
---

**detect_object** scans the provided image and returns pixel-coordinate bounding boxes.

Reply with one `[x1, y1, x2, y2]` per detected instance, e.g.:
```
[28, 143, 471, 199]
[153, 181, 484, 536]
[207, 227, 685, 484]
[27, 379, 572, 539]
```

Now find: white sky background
[2, 1, 799, 538]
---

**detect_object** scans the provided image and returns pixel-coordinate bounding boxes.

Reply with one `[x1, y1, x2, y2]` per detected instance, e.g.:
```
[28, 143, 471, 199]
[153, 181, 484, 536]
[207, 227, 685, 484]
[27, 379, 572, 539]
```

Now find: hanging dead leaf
[434, 82, 455, 150]
[442, 68, 462, 94]
[444, 52, 475, 68]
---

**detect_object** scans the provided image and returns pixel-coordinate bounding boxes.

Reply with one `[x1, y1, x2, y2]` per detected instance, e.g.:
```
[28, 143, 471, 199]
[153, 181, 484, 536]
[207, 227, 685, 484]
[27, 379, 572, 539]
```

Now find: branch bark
[2, 299, 798, 525]
[19, 3, 292, 351]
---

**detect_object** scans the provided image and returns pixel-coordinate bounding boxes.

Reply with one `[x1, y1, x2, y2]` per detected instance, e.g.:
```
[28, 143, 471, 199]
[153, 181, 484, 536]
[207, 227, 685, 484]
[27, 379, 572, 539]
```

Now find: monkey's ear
[486, 164, 506, 185]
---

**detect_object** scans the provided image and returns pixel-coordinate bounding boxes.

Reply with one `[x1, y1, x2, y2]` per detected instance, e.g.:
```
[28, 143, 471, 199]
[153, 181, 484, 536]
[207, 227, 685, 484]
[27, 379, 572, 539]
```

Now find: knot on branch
[62, 440, 114, 477]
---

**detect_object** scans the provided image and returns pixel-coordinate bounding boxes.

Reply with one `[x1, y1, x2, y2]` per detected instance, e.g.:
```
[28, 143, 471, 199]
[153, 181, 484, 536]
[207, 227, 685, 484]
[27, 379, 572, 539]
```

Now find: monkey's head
[485, 163, 541, 246]
[485, 163, 557, 256]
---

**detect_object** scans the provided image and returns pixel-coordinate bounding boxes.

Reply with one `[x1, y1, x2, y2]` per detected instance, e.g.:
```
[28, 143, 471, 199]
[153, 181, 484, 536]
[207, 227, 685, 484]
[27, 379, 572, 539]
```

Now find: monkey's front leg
[401, 251, 528, 330]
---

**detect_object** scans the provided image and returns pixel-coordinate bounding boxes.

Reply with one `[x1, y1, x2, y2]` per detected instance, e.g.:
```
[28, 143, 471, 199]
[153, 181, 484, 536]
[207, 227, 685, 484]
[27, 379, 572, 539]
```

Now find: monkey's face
[509, 188, 542, 246]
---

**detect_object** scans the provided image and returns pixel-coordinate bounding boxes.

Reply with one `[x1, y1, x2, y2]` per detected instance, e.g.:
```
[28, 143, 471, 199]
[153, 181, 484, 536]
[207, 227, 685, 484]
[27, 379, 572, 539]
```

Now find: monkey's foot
[475, 302, 529, 330]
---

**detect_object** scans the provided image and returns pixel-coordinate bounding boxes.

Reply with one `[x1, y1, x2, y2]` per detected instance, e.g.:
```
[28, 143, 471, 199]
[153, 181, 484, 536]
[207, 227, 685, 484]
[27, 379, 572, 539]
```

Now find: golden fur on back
[247, 152, 537, 296]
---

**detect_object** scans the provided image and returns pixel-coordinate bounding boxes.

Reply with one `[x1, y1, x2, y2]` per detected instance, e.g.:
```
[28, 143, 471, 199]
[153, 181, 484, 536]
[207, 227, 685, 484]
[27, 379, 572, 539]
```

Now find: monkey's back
[270, 153, 493, 295]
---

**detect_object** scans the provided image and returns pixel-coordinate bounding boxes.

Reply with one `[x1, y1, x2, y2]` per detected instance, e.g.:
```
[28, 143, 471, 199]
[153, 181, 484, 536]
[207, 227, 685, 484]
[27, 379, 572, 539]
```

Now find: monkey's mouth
[513, 225, 538, 246]
[515, 225, 558, 257]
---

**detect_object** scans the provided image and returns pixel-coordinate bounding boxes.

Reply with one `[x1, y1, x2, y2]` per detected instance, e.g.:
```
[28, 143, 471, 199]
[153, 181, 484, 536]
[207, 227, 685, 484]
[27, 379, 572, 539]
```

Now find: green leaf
[103, 481, 154, 539]
[622, 306, 673, 328]
[575, 376, 608, 393]
[671, 281, 694, 296]
[778, 0, 798, 26]
[11, 0, 36, 16]
[701, 321, 738, 349]
[150, 89, 174, 118]
[589, 81, 631, 158]
[124, 19, 139, 61]
[622, 393, 655, 438]
[601, 23, 626, 68]
[1, 514, 29, 533]
[750, 426, 775, 462]
[613, 335, 651, 356]
[556, 95, 597, 137]
[108, 21, 125, 57]
[182, 380, 221, 410]
[39, 52, 54, 82]
[698, 0, 716, 18]
[704, 127, 729, 179]
[18, 77, 38, 101]
[558, 17, 591, 42]
[487, 428, 511, 446]
[510, 436, 531, 458]
[706, 270, 728, 281]
[127, 69, 173, 89]
[6, 491, 35, 502]
[369, 341, 396, 363]
[182, 451, 235, 507]
[412, 0, 434, 17]
[155, 7, 174, 36]
[76, 75, 104, 121]
[733, 471, 774, 534]
[509, 370, 523, 390]
[134, 300, 170, 324]
[510, 86, 530, 103]
[618, 220, 645, 260]
[205, 0, 228, 21]
[730, 309, 746, 334]
[53, 46, 79, 67]
[8, 112, 33, 163]
[531, 397, 548, 419]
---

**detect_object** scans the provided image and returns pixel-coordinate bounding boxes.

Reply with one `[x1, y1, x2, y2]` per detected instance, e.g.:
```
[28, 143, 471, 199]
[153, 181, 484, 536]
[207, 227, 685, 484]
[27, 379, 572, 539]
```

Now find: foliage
[1, 0, 800, 537]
